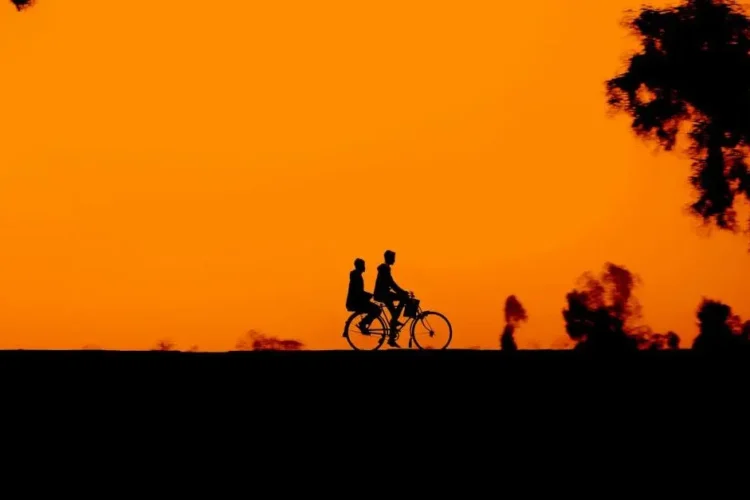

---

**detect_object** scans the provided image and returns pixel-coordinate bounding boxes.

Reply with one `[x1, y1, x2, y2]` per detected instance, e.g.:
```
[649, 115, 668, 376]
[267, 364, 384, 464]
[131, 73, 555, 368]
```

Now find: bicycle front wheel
[410, 311, 452, 350]
[344, 312, 388, 351]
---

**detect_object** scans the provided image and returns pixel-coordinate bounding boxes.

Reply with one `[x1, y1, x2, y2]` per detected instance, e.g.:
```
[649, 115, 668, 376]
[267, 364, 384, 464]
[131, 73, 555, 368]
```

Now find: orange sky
[1, 0, 749, 350]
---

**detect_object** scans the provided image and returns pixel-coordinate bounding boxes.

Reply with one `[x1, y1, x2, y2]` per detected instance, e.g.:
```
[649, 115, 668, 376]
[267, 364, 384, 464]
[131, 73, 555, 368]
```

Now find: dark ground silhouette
[3, 347, 747, 429]
[3, 349, 749, 401]
[607, 0, 750, 243]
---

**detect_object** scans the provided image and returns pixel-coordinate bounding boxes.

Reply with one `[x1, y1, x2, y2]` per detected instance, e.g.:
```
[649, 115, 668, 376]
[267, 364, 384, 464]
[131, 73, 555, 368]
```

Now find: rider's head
[354, 258, 365, 272]
[384, 250, 396, 265]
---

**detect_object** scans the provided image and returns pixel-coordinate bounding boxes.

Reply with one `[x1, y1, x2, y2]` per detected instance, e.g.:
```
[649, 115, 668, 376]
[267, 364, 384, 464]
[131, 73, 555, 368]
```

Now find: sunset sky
[1, 0, 749, 350]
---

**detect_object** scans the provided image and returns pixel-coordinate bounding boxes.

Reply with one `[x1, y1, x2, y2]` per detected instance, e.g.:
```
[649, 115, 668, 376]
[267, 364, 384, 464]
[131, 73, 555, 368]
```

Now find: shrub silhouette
[639, 330, 681, 350]
[153, 339, 176, 351]
[235, 329, 305, 351]
[742, 320, 750, 342]
[501, 295, 528, 351]
[606, 0, 750, 240]
[562, 263, 681, 352]
[692, 298, 750, 350]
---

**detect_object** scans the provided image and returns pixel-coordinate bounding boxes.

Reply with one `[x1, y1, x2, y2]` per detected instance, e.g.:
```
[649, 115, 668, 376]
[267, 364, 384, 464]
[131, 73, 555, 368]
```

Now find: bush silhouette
[640, 331, 681, 350]
[235, 329, 305, 351]
[692, 298, 750, 350]
[607, 0, 750, 240]
[153, 339, 176, 351]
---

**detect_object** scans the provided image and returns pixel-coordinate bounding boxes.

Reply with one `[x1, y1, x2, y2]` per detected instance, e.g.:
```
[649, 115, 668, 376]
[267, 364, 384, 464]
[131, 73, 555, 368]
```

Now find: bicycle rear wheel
[344, 312, 388, 351]
[410, 311, 452, 350]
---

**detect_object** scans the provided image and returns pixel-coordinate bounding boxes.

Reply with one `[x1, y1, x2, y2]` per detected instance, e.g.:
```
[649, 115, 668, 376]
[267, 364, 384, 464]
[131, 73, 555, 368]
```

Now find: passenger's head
[354, 258, 365, 272]
[384, 250, 396, 265]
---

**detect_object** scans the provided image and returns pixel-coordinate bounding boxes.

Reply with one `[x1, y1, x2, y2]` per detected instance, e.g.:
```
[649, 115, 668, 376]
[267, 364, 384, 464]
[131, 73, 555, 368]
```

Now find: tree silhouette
[692, 298, 750, 350]
[10, 0, 35, 11]
[562, 263, 681, 352]
[235, 329, 305, 351]
[606, 0, 750, 239]
[500, 295, 528, 351]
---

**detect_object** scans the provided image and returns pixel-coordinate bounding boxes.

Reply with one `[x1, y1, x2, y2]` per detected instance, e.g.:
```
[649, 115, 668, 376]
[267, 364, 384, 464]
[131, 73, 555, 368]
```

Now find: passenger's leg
[365, 302, 381, 324]
[359, 302, 380, 331]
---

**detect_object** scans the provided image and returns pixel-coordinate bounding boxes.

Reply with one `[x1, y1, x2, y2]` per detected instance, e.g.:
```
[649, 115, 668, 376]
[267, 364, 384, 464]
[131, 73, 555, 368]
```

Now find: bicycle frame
[374, 300, 425, 348]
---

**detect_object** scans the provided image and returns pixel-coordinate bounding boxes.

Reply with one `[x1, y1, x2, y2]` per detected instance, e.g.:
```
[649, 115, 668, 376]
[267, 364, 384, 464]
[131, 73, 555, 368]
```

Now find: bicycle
[342, 294, 453, 351]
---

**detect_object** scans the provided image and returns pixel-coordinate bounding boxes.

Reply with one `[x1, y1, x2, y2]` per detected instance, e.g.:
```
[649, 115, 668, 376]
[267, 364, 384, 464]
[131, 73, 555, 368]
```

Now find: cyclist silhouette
[346, 258, 381, 334]
[374, 249, 411, 348]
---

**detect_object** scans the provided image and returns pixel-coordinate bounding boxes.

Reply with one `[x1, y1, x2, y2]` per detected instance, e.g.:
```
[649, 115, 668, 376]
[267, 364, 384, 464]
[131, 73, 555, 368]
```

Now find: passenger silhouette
[345, 258, 381, 335]
[373, 250, 411, 348]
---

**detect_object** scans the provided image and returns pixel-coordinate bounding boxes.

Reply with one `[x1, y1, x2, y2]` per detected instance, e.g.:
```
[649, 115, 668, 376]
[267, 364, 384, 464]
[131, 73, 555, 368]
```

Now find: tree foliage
[607, 0, 750, 237]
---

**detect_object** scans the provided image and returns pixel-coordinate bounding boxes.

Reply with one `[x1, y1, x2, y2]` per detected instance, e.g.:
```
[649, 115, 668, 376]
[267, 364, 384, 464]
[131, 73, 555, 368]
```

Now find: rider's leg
[391, 291, 409, 324]
[384, 297, 401, 328]
[384, 294, 405, 346]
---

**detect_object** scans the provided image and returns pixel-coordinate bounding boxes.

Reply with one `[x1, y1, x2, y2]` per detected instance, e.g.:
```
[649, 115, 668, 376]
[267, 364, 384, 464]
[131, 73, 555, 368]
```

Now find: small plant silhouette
[153, 339, 176, 351]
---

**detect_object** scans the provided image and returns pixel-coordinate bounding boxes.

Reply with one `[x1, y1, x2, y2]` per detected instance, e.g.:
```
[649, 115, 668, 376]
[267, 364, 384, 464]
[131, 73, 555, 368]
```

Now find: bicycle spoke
[344, 312, 388, 351]
[411, 311, 452, 350]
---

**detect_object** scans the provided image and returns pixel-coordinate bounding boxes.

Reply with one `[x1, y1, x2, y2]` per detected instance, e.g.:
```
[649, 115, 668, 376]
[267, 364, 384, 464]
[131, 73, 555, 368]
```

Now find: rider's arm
[389, 272, 407, 295]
